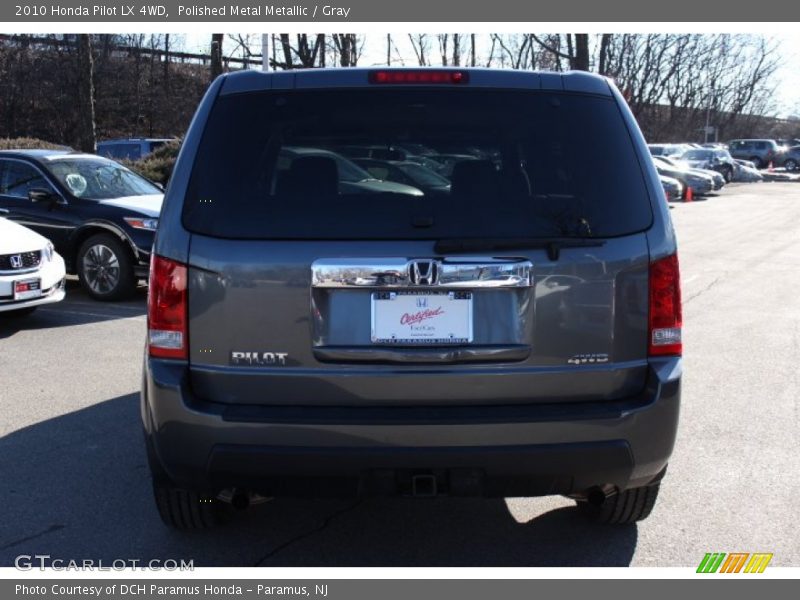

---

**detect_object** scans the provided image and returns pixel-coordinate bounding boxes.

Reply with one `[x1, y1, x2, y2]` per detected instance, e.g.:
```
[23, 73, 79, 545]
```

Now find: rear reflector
[369, 70, 469, 85]
[147, 254, 188, 360]
[648, 253, 682, 356]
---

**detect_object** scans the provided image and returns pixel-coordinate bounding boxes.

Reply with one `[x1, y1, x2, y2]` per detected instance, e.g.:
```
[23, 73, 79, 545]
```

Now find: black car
[680, 148, 737, 182]
[0, 150, 163, 300]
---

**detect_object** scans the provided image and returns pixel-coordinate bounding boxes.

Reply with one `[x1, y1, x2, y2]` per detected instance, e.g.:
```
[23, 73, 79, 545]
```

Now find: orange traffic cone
[685, 186, 693, 203]
[768, 161, 774, 172]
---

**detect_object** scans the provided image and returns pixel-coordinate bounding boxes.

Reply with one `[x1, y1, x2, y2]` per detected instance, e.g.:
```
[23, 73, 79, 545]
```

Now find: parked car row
[649, 148, 729, 200]
[645, 137, 799, 200]
[651, 138, 800, 172]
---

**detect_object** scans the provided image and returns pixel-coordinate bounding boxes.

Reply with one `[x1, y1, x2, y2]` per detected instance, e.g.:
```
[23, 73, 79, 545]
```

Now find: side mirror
[28, 188, 62, 205]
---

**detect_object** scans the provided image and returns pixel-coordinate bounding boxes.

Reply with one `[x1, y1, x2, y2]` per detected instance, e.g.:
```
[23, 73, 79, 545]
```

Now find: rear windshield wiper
[434, 237, 606, 261]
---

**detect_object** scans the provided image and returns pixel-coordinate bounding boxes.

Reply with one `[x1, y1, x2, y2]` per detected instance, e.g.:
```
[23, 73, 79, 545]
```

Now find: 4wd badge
[567, 353, 610, 365]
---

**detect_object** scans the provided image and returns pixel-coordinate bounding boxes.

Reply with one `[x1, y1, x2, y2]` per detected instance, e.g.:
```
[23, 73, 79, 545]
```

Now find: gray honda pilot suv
[142, 68, 682, 529]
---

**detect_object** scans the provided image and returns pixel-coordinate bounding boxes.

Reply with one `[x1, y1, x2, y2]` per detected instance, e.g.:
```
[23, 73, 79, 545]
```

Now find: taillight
[369, 70, 469, 85]
[147, 254, 188, 359]
[648, 253, 682, 356]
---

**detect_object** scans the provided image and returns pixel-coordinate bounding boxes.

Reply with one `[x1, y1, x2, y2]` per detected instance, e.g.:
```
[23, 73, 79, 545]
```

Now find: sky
[178, 32, 800, 118]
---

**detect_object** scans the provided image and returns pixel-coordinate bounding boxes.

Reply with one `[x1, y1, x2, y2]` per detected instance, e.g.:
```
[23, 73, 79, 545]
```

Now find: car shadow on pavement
[0, 280, 146, 338]
[0, 393, 637, 568]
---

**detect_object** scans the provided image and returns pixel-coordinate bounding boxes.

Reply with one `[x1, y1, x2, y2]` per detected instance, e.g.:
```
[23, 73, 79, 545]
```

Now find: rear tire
[576, 483, 661, 524]
[152, 481, 220, 530]
[145, 428, 220, 530]
[785, 158, 799, 172]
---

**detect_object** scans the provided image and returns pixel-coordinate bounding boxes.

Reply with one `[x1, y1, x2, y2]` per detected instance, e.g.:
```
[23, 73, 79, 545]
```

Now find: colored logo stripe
[744, 553, 773, 573]
[720, 553, 749, 573]
[697, 553, 726, 573]
[697, 552, 773, 573]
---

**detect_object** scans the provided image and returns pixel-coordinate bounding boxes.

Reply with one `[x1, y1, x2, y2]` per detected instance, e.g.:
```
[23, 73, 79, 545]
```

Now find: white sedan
[0, 217, 66, 315]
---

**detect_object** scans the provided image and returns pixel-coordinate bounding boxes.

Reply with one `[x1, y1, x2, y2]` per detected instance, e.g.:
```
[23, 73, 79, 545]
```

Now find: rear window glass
[183, 89, 652, 239]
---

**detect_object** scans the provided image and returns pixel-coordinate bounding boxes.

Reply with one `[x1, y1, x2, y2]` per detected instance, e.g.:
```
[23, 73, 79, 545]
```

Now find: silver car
[659, 175, 683, 202]
[653, 157, 715, 196]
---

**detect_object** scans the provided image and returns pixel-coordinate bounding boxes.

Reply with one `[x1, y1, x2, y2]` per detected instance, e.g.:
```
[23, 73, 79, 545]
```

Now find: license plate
[13, 278, 42, 301]
[371, 291, 473, 345]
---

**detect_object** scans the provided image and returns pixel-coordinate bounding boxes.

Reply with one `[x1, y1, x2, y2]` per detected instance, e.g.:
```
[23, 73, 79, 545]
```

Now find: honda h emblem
[9, 254, 23, 269]
[409, 260, 439, 286]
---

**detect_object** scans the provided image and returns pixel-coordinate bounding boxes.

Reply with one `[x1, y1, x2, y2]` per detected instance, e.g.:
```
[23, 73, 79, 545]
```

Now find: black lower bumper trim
[217, 393, 656, 425]
[205, 440, 633, 497]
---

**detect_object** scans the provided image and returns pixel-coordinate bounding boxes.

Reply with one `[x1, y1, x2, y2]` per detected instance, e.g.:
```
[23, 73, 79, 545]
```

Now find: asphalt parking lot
[1, 182, 799, 568]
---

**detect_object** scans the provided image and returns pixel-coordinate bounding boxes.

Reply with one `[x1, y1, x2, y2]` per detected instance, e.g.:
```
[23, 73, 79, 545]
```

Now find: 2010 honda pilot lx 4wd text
[142, 68, 682, 529]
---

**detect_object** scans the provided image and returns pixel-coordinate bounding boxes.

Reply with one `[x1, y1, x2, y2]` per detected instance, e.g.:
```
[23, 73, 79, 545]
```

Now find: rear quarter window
[183, 88, 653, 240]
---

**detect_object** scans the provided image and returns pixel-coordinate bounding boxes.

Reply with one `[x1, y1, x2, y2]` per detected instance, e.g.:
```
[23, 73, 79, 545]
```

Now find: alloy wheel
[81, 244, 121, 295]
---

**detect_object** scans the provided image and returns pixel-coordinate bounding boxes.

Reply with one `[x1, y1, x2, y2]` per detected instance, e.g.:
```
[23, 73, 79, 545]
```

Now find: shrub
[0, 137, 72, 150]
[122, 140, 182, 185]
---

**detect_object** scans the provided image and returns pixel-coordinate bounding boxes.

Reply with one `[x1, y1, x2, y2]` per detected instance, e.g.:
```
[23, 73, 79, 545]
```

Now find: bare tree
[486, 34, 498, 67]
[331, 34, 359, 67]
[470, 34, 476, 67]
[226, 34, 255, 64]
[598, 34, 612, 75]
[408, 34, 429, 66]
[573, 34, 589, 71]
[530, 33, 589, 70]
[437, 34, 449, 66]
[163, 33, 170, 92]
[604, 34, 782, 140]
[273, 34, 325, 69]
[0, 32, 790, 147]
[210, 33, 223, 80]
[75, 34, 96, 152]
[491, 34, 533, 69]
[434, 34, 464, 66]
[385, 35, 405, 66]
[147, 35, 160, 136]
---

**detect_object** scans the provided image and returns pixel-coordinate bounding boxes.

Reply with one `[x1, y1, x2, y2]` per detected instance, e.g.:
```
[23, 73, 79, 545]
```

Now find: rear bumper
[142, 357, 681, 497]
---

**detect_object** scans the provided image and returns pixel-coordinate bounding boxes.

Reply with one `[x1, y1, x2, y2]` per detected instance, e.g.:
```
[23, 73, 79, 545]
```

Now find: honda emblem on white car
[9, 254, 22, 269]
